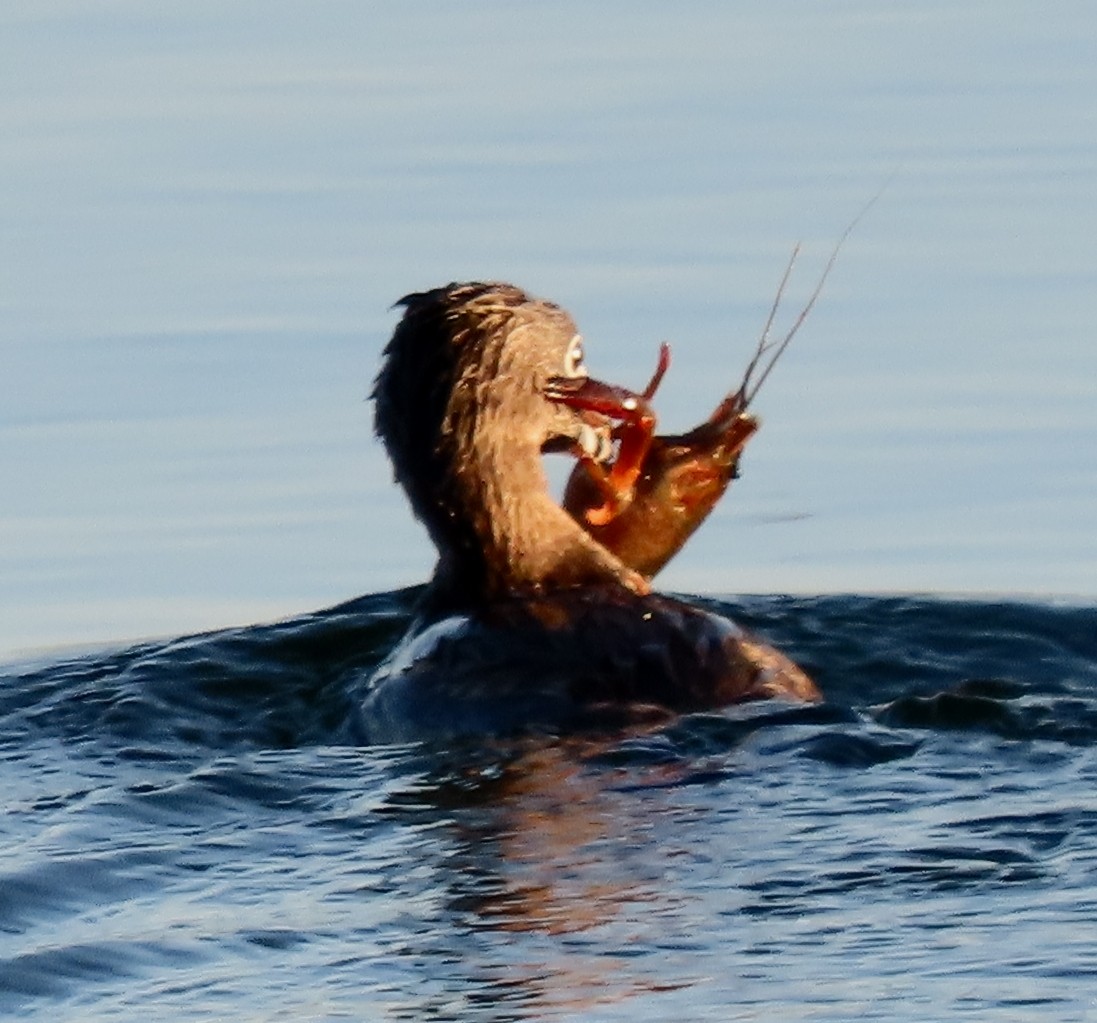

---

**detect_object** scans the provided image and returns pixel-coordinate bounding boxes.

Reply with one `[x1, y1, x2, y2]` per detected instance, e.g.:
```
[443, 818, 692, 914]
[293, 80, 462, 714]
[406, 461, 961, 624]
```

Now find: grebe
[358, 282, 817, 743]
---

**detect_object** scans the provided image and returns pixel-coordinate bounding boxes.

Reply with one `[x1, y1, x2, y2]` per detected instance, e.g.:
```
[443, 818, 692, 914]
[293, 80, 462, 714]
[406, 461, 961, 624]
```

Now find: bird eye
[563, 335, 587, 378]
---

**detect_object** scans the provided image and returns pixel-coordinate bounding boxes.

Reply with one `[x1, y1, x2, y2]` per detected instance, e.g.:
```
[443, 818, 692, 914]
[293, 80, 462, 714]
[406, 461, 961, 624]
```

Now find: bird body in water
[359, 282, 818, 744]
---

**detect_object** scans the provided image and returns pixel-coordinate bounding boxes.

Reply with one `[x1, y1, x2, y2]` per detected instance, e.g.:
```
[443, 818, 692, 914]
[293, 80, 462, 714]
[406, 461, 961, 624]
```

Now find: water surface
[4, 592, 1097, 1020]
[4, 1, 1097, 652]
[4, 4, 1097, 1020]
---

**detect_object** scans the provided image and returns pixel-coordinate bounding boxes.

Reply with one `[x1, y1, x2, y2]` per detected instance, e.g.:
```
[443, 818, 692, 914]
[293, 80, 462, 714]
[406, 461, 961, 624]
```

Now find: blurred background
[3, 1, 1095, 655]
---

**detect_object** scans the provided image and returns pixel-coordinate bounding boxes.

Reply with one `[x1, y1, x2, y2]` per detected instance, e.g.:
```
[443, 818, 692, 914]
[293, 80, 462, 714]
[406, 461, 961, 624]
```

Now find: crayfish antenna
[737, 188, 885, 409]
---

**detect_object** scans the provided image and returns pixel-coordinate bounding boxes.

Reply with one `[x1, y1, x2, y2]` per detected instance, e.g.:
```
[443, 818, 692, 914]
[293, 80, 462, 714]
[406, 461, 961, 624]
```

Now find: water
[5, 2, 1097, 1018]
[4, 592, 1097, 1020]
[5, 0, 1097, 653]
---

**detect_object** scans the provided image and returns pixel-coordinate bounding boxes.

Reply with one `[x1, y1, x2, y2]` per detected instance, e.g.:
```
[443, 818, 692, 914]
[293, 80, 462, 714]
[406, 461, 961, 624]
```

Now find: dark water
[4, 593, 1097, 1021]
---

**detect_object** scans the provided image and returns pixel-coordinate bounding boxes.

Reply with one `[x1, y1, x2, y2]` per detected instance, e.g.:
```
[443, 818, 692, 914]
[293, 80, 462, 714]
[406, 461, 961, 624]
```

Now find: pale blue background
[3, 1, 1096, 655]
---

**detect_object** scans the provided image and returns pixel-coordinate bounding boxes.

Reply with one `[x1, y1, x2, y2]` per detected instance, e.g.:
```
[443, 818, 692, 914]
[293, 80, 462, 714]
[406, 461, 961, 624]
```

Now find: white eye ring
[563, 335, 587, 378]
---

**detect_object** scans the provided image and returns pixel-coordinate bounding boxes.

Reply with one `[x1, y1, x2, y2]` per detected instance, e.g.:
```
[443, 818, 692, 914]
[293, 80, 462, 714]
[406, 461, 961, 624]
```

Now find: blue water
[4, 593, 1097, 1020]
[5, 2, 1097, 1019]
[5, 0, 1097, 653]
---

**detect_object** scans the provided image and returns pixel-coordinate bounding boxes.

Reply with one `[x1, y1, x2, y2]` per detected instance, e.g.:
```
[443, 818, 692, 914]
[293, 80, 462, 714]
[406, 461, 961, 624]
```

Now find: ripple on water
[2, 592, 1097, 1020]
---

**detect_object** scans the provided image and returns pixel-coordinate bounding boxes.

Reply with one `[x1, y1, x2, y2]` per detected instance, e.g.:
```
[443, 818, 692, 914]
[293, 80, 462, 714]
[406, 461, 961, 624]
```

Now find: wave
[2, 591, 1095, 755]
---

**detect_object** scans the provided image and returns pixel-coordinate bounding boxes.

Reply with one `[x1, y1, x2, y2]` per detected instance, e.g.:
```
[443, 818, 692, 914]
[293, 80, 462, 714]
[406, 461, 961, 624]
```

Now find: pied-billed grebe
[358, 282, 818, 743]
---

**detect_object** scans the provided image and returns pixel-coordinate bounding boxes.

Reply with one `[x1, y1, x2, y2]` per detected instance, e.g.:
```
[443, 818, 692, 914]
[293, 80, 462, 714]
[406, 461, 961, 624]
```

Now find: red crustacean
[557, 240, 845, 580]
[561, 358, 757, 579]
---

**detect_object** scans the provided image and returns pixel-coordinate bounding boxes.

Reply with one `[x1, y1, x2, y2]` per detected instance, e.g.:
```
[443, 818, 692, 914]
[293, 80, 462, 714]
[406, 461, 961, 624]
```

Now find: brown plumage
[364, 282, 817, 743]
